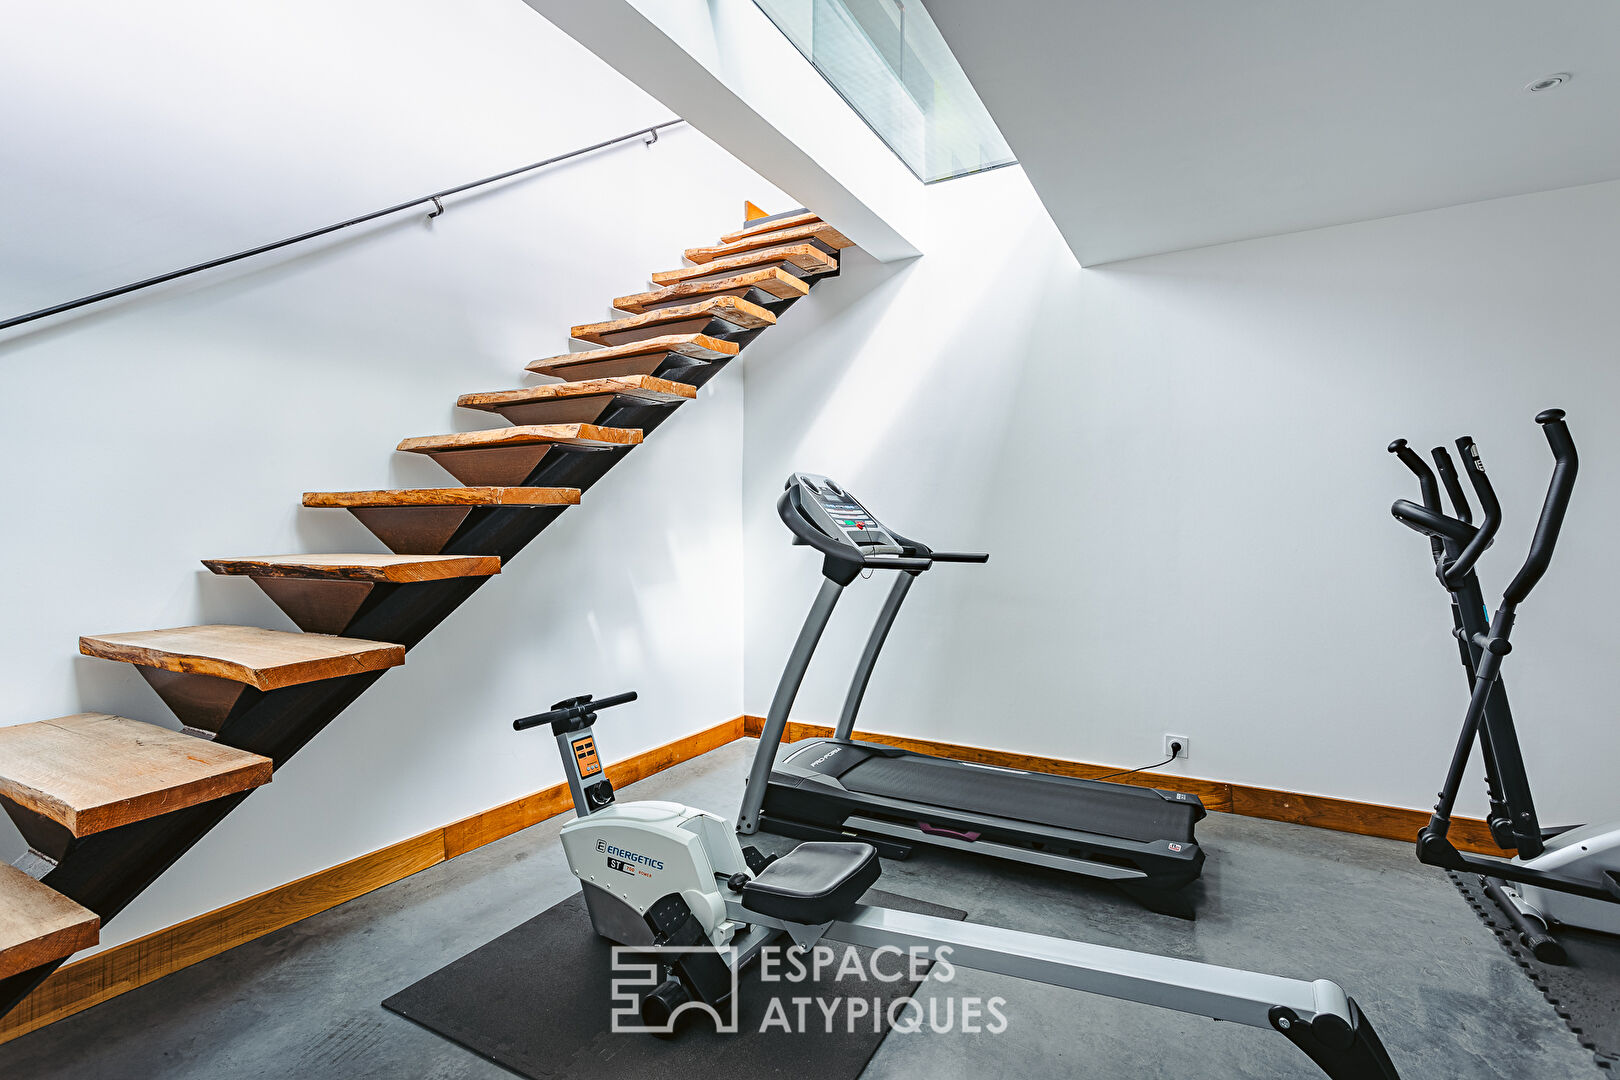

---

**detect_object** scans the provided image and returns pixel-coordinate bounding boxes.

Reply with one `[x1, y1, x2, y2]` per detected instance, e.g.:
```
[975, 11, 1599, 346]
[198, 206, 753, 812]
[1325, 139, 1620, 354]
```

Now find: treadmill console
[788, 473, 904, 556]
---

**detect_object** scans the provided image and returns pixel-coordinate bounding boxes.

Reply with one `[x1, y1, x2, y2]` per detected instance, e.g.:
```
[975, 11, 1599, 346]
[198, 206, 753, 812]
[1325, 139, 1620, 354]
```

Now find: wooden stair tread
[79, 625, 405, 692]
[683, 222, 855, 265]
[303, 487, 580, 509]
[651, 244, 837, 286]
[719, 209, 821, 243]
[0, 864, 98, 980]
[613, 268, 809, 314]
[571, 296, 774, 345]
[457, 376, 695, 413]
[527, 335, 738, 375]
[202, 554, 500, 583]
[0, 713, 271, 837]
[397, 424, 641, 455]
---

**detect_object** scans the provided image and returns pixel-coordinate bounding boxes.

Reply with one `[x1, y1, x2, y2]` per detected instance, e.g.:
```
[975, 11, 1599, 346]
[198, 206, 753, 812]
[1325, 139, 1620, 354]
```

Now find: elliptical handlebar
[1390, 499, 1477, 547]
[1429, 447, 1472, 524]
[1440, 436, 1500, 588]
[1503, 409, 1578, 605]
[1388, 439, 1441, 512]
[1388, 440, 1446, 562]
[513, 691, 637, 732]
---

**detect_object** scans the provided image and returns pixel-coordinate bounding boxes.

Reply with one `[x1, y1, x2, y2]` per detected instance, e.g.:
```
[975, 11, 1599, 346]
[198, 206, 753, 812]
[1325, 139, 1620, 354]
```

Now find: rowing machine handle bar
[928, 551, 990, 563]
[513, 691, 638, 731]
[1440, 435, 1501, 588]
[1390, 499, 1477, 547]
[1430, 446, 1471, 524]
[1504, 409, 1578, 604]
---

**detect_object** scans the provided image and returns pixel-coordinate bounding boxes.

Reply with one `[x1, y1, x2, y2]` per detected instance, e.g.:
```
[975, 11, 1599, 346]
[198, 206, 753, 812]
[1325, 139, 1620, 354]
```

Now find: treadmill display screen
[802, 477, 892, 547]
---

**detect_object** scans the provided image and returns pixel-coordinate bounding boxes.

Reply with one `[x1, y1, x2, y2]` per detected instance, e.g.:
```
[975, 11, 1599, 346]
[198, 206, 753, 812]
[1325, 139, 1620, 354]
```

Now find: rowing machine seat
[739, 841, 880, 923]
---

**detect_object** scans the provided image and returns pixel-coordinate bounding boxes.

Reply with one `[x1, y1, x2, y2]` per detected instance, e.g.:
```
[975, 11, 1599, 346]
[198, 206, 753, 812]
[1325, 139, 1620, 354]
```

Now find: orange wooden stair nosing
[650, 243, 837, 287]
[570, 295, 774, 346]
[682, 222, 854, 265]
[456, 376, 694, 413]
[525, 334, 738, 379]
[299, 489, 580, 557]
[0, 713, 272, 838]
[301, 487, 581, 509]
[78, 625, 406, 692]
[396, 424, 642, 456]
[611, 267, 808, 314]
[719, 209, 821, 244]
[202, 554, 501, 584]
[457, 376, 694, 426]
[0, 865, 99, 981]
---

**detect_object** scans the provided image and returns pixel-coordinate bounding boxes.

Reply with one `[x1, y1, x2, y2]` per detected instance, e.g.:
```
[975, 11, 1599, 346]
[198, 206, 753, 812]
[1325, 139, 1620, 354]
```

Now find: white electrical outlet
[1164, 734, 1189, 760]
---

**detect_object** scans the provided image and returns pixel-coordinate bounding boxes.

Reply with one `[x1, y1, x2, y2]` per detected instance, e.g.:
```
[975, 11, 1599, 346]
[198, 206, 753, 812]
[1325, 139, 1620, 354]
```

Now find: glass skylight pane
[752, 0, 1016, 183]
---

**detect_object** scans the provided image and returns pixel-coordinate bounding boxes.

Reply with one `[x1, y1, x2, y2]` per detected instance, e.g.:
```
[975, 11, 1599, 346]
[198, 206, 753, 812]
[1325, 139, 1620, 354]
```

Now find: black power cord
[1092, 741, 1182, 782]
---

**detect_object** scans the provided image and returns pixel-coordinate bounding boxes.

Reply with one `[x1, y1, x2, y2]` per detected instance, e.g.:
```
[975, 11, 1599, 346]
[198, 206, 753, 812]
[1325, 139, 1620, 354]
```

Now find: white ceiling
[925, 0, 1620, 264]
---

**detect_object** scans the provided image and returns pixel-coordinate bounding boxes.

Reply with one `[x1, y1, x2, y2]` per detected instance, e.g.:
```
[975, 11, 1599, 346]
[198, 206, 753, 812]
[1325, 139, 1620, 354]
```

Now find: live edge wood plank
[0, 714, 272, 836]
[78, 625, 405, 691]
[570, 296, 774, 345]
[0, 866, 99, 980]
[527, 334, 738, 375]
[396, 424, 641, 454]
[457, 376, 695, 412]
[650, 243, 837, 286]
[719, 210, 822, 243]
[302, 487, 581, 509]
[682, 222, 854, 264]
[612, 268, 808, 313]
[202, 554, 501, 583]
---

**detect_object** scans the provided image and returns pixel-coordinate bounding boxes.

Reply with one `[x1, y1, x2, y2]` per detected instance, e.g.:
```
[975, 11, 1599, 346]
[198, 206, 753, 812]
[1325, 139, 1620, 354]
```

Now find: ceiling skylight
[752, 0, 1016, 183]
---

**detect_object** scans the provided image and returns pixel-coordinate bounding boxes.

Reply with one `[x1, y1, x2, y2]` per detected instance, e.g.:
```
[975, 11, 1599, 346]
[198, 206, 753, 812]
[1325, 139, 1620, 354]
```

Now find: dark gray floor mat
[384, 886, 966, 1079]
[1453, 871, 1620, 1073]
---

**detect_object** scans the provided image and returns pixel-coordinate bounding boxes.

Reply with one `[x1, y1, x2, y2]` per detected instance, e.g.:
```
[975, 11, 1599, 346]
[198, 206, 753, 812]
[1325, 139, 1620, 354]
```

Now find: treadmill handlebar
[864, 555, 931, 571]
[779, 481, 985, 585]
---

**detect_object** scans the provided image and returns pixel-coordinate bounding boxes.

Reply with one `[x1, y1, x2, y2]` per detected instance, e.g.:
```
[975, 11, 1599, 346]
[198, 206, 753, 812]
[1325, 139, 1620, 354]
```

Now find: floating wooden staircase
[0, 207, 850, 1027]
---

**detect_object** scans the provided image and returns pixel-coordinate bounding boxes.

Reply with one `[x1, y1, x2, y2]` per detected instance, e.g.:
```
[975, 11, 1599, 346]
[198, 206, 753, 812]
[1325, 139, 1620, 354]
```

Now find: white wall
[0, 0, 788, 950]
[742, 169, 1620, 827]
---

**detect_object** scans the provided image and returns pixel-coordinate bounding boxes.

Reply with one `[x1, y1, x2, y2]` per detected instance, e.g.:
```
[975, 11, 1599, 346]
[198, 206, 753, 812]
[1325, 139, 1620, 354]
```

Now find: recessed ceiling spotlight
[1526, 72, 1572, 92]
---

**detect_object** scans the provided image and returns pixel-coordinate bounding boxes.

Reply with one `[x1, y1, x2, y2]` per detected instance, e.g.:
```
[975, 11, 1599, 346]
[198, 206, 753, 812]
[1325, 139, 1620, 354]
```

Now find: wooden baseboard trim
[0, 714, 748, 1045]
[5, 710, 1491, 1044]
[738, 715, 1501, 855]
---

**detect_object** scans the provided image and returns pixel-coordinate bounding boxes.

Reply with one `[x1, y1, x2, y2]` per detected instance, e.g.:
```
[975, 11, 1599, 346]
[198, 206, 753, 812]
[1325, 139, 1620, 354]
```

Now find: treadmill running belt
[837, 755, 1197, 845]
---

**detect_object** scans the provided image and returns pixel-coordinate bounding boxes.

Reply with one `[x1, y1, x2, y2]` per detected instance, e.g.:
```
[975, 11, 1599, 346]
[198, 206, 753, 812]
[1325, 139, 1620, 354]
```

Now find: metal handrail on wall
[0, 119, 687, 333]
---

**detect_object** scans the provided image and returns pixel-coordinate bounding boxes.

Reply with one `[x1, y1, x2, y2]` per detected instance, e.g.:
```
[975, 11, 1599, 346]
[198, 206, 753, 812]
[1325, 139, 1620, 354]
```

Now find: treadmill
[738, 473, 1207, 916]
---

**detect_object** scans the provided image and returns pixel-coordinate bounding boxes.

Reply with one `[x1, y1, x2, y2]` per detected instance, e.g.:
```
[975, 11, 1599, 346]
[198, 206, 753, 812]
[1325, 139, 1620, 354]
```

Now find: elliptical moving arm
[1503, 409, 1578, 605]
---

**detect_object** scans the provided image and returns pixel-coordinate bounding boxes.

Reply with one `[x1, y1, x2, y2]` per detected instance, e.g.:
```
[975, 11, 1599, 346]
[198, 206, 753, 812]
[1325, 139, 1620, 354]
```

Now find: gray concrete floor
[0, 740, 1594, 1079]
